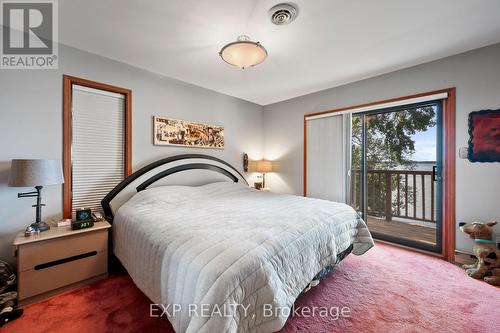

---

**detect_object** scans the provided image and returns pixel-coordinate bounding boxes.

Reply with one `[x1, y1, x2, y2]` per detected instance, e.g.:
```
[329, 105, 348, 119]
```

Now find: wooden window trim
[303, 88, 456, 261]
[63, 75, 132, 219]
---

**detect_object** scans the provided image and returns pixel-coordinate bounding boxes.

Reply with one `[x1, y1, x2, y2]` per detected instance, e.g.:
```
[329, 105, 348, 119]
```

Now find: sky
[410, 125, 437, 161]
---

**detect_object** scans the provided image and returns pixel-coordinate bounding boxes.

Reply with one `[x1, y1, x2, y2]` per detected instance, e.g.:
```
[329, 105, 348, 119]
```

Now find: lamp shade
[219, 35, 267, 69]
[8, 159, 64, 187]
[256, 160, 273, 173]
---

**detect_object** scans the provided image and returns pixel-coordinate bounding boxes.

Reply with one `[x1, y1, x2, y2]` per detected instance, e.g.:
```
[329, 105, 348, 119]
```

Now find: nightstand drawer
[18, 229, 108, 272]
[18, 251, 107, 300]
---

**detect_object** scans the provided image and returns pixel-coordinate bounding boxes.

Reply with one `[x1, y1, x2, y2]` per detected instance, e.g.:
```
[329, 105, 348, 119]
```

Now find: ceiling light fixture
[219, 35, 267, 69]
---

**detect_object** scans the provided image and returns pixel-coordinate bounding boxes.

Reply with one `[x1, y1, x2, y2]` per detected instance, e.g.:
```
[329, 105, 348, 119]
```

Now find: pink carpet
[4, 243, 500, 333]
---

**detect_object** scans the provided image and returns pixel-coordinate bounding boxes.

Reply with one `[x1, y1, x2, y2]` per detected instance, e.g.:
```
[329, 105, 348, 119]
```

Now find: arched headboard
[101, 154, 248, 222]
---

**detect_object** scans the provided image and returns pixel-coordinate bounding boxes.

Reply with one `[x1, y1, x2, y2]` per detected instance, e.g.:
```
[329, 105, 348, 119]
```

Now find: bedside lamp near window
[8, 159, 64, 232]
[256, 160, 273, 189]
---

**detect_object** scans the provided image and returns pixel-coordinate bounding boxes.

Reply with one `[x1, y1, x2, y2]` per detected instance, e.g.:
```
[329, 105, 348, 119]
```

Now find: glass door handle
[432, 166, 437, 181]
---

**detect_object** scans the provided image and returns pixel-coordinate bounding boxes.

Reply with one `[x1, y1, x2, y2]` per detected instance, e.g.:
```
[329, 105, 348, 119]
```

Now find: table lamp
[8, 159, 64, 232]
[256, 160, 272, 189]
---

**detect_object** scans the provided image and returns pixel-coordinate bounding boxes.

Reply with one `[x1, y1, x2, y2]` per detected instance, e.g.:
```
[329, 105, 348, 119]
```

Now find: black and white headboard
[101, 154, 248, 222]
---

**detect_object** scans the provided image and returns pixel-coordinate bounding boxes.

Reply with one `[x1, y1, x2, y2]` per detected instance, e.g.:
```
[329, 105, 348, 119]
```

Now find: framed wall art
[468, 109, 500, 162]
[153, 116, 224, 149]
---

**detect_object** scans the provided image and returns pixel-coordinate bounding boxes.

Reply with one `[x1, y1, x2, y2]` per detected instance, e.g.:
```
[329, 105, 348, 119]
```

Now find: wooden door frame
[63, 75, 132, 219]
[303, 88, 456, 261]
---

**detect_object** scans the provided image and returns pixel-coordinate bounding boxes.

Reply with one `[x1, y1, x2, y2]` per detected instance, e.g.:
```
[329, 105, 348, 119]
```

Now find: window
[63, 76, 131, 219]
[304, 88, 456, 260]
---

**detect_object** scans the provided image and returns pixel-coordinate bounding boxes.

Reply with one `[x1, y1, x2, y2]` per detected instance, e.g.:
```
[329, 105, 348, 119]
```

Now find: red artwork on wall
[468, 109, 500, 162]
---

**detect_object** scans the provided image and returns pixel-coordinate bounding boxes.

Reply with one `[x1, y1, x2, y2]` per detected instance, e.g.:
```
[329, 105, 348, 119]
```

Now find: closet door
[306, 113, 351, 203]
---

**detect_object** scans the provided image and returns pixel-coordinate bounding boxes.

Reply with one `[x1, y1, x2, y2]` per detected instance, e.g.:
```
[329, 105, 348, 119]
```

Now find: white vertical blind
[306, 113, 351, 203]
[71, 85, 125, 218]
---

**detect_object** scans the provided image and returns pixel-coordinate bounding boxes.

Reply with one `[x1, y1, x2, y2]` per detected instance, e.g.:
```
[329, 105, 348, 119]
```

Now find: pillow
[127, 185, 202, 206]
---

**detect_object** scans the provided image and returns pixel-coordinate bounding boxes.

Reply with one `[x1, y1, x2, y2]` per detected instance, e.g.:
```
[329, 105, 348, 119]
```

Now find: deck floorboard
[366, 216, 436, 245]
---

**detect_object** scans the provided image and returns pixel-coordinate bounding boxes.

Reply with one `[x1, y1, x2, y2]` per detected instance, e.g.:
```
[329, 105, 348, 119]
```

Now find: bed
[102, 154, 373, 333]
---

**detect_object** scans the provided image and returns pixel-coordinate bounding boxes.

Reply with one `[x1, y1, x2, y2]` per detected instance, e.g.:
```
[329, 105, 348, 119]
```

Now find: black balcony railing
[350, 169, 436, 223]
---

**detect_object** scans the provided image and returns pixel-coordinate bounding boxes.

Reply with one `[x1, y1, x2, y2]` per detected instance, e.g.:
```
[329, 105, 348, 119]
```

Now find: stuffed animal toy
[459, 221, 500, 286]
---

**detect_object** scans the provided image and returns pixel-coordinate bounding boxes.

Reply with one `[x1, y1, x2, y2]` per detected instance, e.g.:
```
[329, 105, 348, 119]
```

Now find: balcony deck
[366, 216, 436, 245]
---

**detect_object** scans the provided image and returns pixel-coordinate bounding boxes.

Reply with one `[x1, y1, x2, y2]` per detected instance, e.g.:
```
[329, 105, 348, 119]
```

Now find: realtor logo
[1, 0, 58, 69]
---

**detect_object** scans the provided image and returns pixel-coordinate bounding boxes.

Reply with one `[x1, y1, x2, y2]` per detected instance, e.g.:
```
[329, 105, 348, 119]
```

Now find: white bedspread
[113, 182, 373, 333]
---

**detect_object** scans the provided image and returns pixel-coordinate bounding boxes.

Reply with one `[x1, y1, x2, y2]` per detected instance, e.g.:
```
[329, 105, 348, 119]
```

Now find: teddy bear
[459, 221, 500, 286]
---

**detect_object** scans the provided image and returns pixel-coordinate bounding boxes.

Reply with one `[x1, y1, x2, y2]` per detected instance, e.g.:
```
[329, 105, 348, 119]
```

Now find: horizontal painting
[153, 116, 224, 149]
[468, 109, 500, 162]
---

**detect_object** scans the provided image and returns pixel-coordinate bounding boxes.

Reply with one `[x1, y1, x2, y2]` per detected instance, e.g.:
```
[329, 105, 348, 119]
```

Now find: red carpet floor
[4, 243, 500, 333]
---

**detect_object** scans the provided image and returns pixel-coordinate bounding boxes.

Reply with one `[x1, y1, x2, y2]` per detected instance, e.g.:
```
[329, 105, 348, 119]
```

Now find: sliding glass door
[350, 101, 443, 253]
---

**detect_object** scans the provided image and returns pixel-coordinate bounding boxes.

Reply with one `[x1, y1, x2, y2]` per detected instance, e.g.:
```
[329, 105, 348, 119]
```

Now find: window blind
[71, 85, 125, 218]
[306, 113, 351, 203]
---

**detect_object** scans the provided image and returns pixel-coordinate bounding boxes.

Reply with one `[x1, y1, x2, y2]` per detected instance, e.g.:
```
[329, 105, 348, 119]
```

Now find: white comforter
[113, 182, 373, 333]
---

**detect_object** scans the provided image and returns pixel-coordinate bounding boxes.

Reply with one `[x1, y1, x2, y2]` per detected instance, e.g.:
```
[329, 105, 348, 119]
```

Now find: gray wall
[263, 43, 500, 253]
[2, 42, 499, 260]
[0, 44, 264, 263]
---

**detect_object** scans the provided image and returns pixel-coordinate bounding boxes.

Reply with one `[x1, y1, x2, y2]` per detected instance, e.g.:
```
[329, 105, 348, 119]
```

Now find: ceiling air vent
[269, 3, 299, 25]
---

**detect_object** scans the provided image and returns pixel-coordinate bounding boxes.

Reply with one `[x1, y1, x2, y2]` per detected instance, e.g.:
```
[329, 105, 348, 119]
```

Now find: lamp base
[30, 221, 50, 232]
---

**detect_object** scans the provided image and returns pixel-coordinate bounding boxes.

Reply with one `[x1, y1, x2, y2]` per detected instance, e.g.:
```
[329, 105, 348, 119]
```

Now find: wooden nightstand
[252, 187, 271, 192]
[13, 221, 111, 305]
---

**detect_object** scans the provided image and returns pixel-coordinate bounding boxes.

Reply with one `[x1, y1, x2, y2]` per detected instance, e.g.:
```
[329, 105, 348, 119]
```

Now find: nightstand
[12, 221, 111, 305]
[252, 187, 271, 192]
